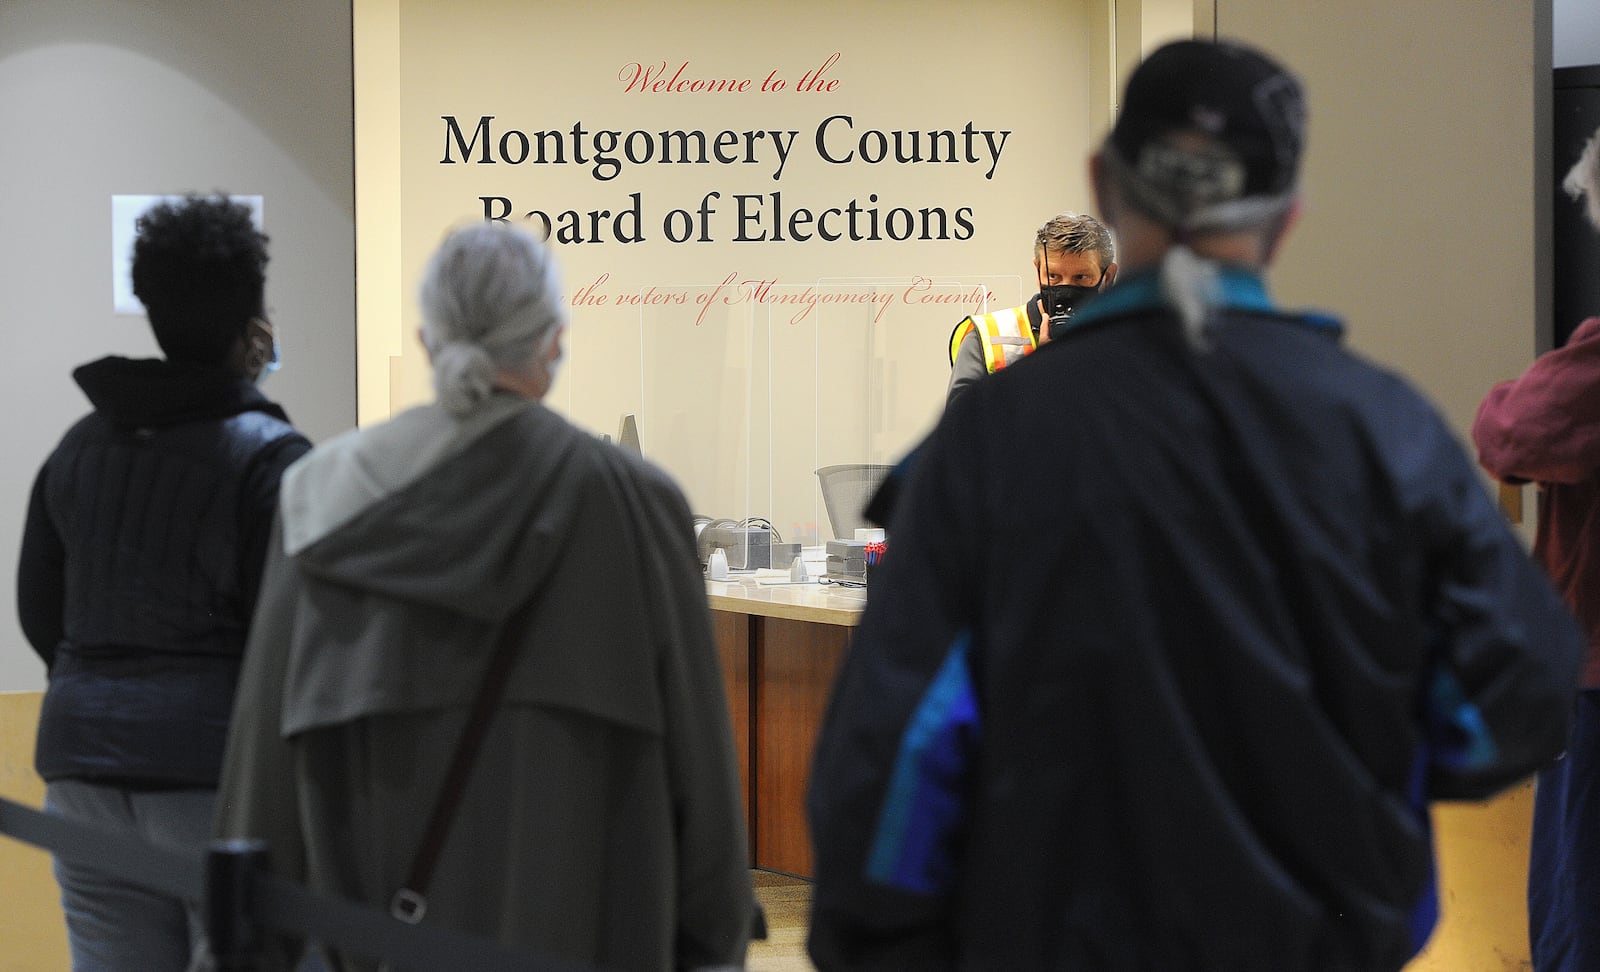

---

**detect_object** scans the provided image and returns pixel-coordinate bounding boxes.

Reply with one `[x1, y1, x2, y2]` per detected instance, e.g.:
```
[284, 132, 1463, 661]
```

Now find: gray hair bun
[429, 340, 497, 414]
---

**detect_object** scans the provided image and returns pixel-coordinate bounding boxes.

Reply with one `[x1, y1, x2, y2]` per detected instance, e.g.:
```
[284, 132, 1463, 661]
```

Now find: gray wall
[0, 1, 357, 691]
[1557, 0, 1600, 68]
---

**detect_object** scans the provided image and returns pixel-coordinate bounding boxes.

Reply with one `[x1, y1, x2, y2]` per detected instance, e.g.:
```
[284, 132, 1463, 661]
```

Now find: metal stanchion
[206, 838, 270, 971]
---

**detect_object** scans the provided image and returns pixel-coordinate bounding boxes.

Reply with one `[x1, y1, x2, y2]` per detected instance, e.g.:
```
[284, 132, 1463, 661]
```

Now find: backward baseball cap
[1106, 39, 1306, 231]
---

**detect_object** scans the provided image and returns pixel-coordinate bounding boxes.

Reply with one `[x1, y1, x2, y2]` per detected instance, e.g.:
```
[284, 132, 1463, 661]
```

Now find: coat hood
[278, 393, 585, 624]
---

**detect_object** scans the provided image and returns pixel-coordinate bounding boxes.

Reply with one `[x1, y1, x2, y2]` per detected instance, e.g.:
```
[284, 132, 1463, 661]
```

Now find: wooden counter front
[752, 616, 851, 876]
[707, 576, 862, 878]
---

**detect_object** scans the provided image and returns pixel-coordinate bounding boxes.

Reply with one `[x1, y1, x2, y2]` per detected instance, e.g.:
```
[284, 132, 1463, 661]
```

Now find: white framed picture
[111, 194, 264, 315]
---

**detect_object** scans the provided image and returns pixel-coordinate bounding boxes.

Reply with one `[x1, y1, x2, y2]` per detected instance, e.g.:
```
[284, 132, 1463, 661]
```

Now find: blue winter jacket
[808, 279, 1583, 971]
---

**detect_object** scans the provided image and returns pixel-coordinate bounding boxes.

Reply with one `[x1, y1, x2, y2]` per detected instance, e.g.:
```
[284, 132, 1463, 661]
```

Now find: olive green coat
[215, 392, 752, 971]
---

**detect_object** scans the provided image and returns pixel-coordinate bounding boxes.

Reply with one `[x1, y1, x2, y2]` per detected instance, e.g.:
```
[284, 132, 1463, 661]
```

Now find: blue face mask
[252, 322, 281, 384]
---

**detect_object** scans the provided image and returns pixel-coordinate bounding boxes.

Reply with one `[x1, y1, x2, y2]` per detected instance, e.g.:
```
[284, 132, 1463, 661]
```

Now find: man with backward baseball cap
[805, 38, 1581, 970]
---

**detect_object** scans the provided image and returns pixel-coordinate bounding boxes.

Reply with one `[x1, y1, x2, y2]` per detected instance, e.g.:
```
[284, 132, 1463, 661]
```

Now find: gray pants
[46, 779, 216, 972]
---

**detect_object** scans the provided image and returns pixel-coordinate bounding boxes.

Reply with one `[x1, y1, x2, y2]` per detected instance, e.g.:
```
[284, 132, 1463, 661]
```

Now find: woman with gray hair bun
[210, 221, 755, 971]
[419, 221, 567, 415]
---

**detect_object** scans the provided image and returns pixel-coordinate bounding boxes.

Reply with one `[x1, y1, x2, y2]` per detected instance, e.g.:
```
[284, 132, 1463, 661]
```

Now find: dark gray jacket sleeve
[623, 464, 755, 969]
[945, 328, 988, 408]
[213, 515, 308, 970]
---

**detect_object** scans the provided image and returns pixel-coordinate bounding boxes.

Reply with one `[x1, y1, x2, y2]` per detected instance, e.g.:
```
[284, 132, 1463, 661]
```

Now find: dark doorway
[1554, 65, 1600, 347]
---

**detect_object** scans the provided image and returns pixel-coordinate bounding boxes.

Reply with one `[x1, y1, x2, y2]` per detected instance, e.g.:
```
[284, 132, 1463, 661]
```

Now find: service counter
[706, 574, 864, 878]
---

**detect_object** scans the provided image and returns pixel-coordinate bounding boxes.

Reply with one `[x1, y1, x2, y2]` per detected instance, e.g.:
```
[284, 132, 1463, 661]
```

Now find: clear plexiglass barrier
[561, 273, 1025, 571]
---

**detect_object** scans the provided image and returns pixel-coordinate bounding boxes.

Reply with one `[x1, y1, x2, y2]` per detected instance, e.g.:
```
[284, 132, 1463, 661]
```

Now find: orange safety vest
[947, 304, 1036, 374]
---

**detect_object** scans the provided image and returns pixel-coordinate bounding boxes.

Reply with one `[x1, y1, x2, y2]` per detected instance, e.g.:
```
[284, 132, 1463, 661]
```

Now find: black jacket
[808, 293, 1582, 971]
[18, 356, 311, 786]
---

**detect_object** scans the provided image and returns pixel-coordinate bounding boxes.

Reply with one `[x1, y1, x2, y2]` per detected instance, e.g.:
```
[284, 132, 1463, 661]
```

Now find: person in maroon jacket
[1472, 123, 1600, 972]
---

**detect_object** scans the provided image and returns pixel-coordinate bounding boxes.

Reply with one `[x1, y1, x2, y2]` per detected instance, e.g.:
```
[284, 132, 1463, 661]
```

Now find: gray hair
[1565, 125, 1600, 232]
[418, 222, 566, 415]
[1034, 212, 1115, 269]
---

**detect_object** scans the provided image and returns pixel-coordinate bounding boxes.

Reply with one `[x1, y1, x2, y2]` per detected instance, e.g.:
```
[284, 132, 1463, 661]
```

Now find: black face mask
[1039, 279, 1102, 325]
[1038, 254, 1108, 327]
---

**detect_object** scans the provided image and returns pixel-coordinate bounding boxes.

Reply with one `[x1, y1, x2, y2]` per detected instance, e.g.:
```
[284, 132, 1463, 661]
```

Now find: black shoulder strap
[390, 609, 528, 925]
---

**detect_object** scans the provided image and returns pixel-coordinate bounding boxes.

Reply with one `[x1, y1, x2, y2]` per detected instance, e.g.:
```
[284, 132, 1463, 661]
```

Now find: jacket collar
[73, 356, 288, 428]
[1064, 265, 1344, 338]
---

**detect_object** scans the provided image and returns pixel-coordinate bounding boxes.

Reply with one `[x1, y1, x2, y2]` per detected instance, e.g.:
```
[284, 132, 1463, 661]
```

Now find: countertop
[705, 569, 866, 626]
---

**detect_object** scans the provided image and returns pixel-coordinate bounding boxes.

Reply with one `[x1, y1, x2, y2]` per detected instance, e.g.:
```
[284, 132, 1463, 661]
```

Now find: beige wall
[1210, 0, 1548, 438]
[354, 0, 1558, 536]
[1115, 0, 1205, 96]
[356, 0, 1111, 542]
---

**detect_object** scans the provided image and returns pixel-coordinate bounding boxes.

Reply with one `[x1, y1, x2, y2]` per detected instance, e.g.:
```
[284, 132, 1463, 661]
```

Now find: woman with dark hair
[17, 193, 311, 970]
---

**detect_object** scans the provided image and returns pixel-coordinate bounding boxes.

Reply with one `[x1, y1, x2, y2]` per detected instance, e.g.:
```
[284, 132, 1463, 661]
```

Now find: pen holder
[863, 540, 886, 584]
